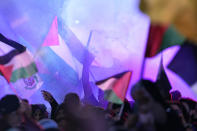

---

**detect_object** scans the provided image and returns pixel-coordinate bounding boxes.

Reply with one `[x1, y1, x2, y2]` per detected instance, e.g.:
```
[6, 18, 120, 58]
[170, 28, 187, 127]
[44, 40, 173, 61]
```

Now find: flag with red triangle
[42, 16, 59, 47]
[0, 33, 38, 83]
[96, 71, 132, 104]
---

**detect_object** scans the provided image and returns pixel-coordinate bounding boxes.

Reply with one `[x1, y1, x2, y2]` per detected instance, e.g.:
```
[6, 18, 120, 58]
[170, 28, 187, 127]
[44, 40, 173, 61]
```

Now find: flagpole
[8, 82, 20, 99]
[82, 30, 94, 99]
[140, 55, 146, 79]
[117, 103, 124, 120]
[140, 22, 152, 79]
[0, 69, 20, 98]
[86, 30, 93, 47]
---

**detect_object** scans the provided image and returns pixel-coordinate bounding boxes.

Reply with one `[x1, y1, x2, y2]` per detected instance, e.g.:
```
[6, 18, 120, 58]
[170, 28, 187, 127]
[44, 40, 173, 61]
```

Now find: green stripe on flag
[10, 63, 38, 82]
[104, 90, 123, 104]
[160, 25, 185, 51]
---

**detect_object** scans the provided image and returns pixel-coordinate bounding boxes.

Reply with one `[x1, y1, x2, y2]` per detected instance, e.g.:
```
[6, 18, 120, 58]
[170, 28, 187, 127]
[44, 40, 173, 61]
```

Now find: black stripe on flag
[96, 71, 129, 85]
[0, 33, 26, 65]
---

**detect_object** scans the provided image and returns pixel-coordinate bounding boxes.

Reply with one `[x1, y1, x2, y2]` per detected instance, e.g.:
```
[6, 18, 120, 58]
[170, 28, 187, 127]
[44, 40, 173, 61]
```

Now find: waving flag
[0, 0, 65, 50]
[12, 74, 43, 98]
[41, 17, 83, 78]
[96, 71, 132, 104]
[0, 33, 38, 82]
[34, 16, 96, 101]
[145, 24, 185, 57]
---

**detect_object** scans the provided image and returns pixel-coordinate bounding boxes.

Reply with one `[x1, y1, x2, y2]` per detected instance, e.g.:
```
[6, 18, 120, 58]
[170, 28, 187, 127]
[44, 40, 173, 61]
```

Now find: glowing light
[75, 20, 80, 24]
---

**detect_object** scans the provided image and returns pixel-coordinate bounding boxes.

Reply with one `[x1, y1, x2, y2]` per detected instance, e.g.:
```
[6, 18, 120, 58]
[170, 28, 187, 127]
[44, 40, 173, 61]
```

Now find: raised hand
[41, 90, 54, 103]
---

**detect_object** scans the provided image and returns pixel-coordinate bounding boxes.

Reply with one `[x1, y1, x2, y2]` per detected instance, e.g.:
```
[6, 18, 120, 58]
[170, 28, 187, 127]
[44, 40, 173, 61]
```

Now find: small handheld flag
[96, 71, 132, 104]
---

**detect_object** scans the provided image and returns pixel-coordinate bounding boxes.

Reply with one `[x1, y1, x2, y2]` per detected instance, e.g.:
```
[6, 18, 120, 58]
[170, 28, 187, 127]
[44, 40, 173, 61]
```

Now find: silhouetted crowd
[0, 80, 196, 131]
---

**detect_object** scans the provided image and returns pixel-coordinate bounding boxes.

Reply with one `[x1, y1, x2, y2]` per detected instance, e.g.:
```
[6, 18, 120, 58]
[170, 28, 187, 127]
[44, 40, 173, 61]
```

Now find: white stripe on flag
[3, 51, 34, 70]
[97, 78, 117, 91]
[0, 41, 15, 56]
[12, 74, 43, 98]
[50, 34, 83, 79]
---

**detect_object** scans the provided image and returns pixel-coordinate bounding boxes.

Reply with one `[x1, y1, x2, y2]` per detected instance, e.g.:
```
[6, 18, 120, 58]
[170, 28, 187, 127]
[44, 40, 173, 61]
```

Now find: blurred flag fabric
[57, 18, 95, 64]
[33, 16, 96, 101]
[81, 31, 98, 105]
[156, 55, 172, 100]
[0, 2, 66, 99]
[145, 24, 185, 57]
[0, 33, 43, 98]
[96, 71, 132, 104]
[40, 16, 94, 78]
[0, 33, 38, 82]
[168, 41, 197, 88]
[11, 74, 43, 98]
[140, 0, 197, 43]
[0, 0, 65, 51]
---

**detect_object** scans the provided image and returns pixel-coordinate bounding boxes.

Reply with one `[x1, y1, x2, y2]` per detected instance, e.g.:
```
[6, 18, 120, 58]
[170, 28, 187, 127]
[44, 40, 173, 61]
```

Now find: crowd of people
[0, 80, 196, 131]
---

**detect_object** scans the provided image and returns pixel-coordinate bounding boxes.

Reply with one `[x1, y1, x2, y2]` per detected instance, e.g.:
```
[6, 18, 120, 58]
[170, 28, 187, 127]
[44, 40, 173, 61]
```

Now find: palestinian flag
[0, 33, 38, 82]
[96, 71, 132, 104]
[145, 24, 185, 57]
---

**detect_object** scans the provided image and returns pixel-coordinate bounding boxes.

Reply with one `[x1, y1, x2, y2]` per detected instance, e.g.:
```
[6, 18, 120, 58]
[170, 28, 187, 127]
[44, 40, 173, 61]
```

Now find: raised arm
[41, 90, 59, 119]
